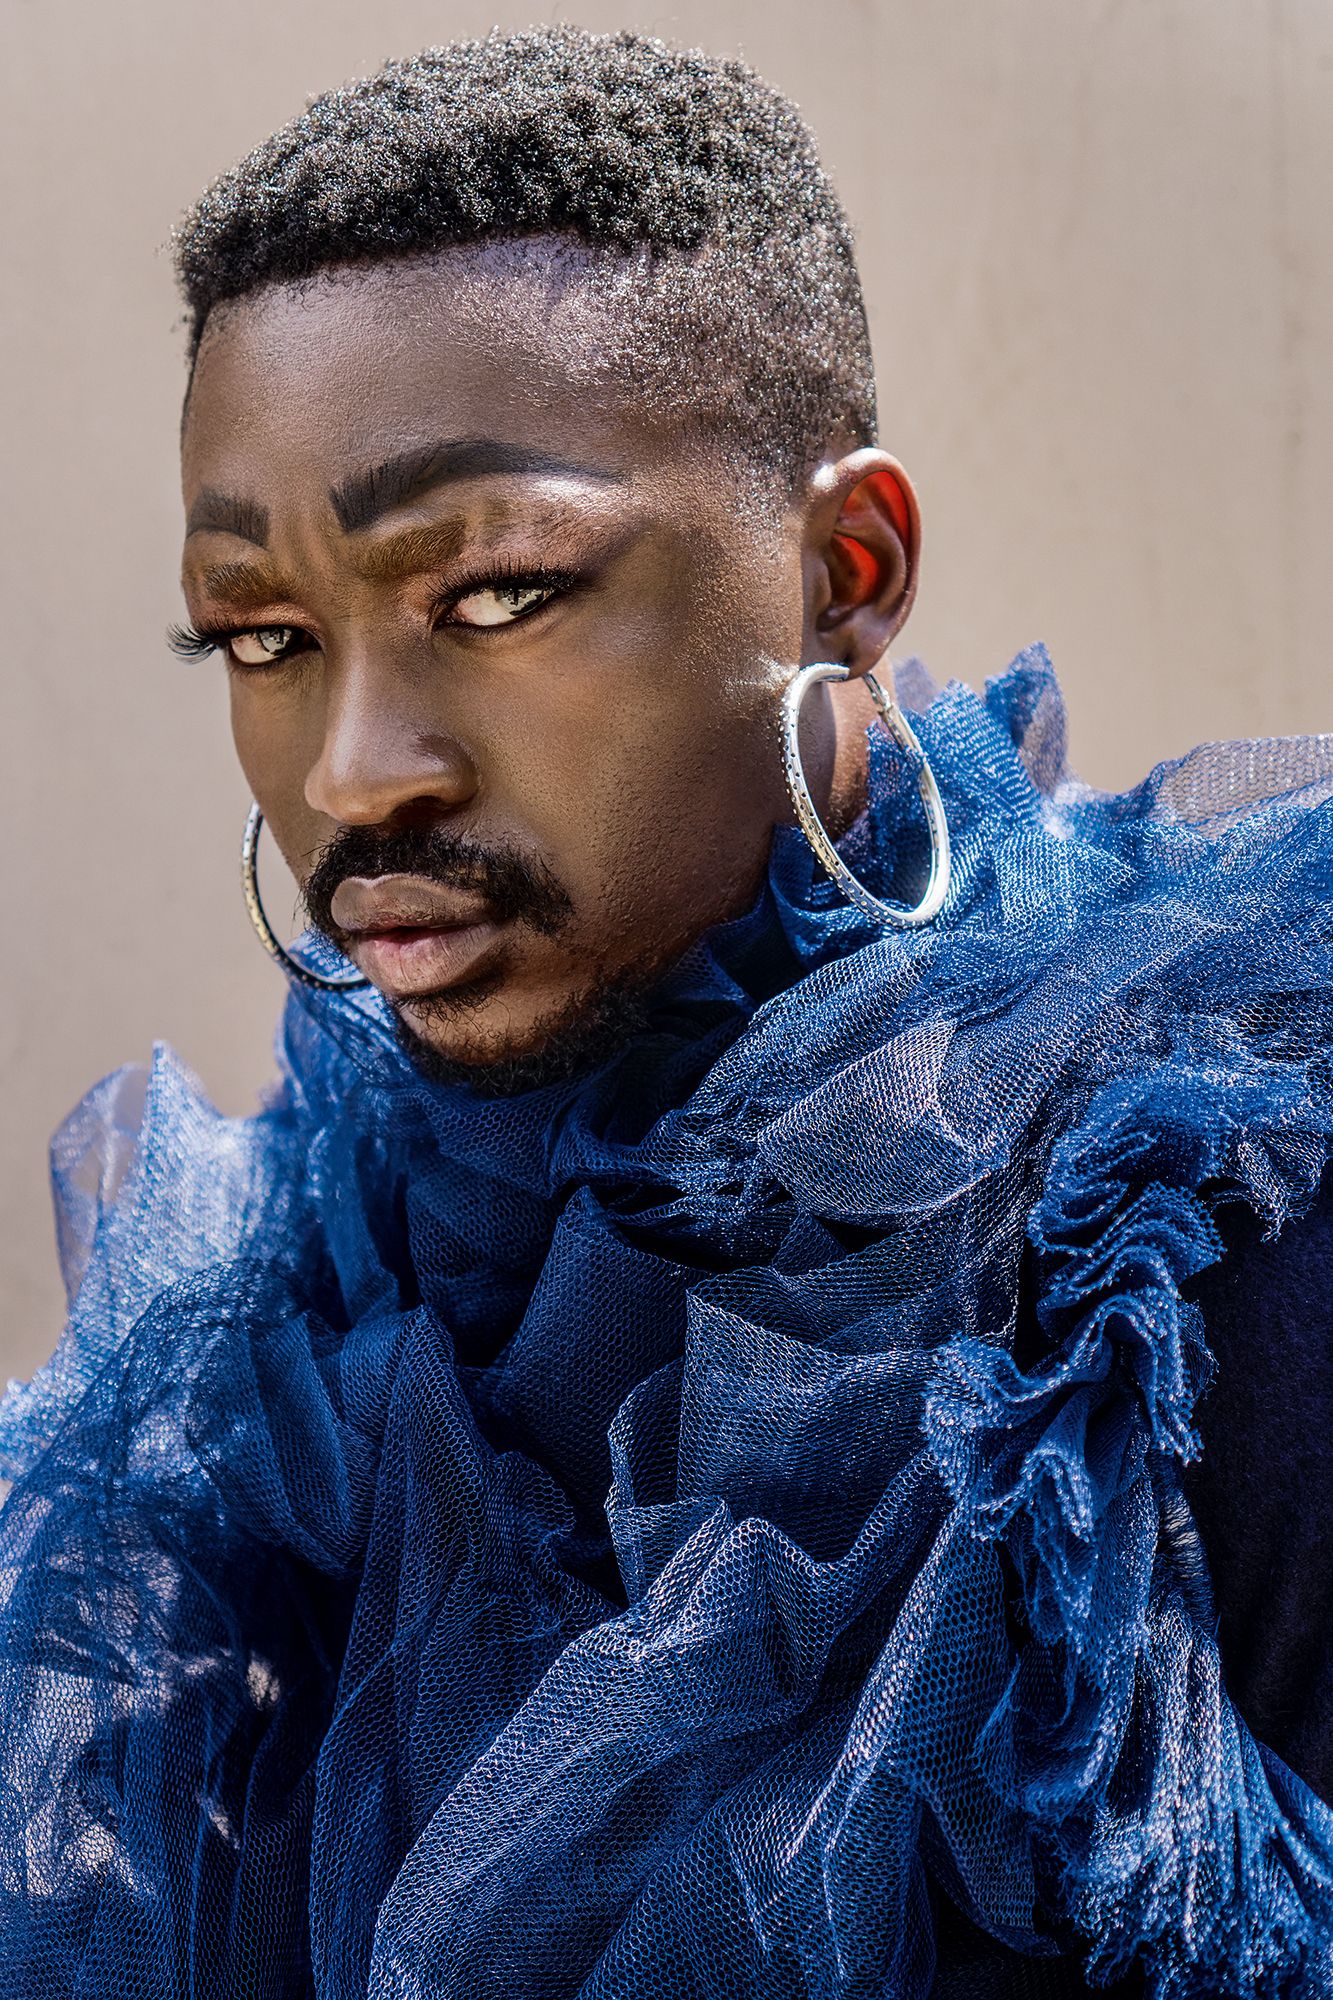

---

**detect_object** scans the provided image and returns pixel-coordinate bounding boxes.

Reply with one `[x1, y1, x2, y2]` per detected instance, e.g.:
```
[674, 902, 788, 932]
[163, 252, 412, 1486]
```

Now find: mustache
[302, 824, 574, 942]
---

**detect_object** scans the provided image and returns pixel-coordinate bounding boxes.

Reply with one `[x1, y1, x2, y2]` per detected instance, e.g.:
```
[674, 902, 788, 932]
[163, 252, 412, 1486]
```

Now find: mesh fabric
[4, 647, 1333, 1996]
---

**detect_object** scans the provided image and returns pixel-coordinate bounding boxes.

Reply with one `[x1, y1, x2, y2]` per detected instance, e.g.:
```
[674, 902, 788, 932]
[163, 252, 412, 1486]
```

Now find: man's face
[179, 253, 889, 1081]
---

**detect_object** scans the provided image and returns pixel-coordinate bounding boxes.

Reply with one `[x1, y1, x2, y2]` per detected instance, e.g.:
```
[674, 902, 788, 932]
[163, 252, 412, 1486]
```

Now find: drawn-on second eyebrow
[195, 559, 296, 607]
[185, 489, 271, 546]
[329, 439, 623, 535]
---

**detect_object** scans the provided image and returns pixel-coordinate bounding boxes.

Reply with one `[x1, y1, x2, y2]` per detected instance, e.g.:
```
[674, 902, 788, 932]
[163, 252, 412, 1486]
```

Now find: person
[2, 26, 1333, 1999]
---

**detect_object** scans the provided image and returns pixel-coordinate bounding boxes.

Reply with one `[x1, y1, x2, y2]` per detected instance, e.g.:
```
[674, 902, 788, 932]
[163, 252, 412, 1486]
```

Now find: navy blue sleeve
[1183, 1171, 1333, 1803]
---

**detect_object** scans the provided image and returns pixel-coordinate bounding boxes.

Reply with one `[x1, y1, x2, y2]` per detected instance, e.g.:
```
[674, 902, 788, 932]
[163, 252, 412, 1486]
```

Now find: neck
[824, 670, 881, 838]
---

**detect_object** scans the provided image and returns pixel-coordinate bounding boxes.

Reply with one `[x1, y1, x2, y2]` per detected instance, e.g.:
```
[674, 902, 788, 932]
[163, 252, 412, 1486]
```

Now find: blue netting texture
[5, 647, 1333, 1998]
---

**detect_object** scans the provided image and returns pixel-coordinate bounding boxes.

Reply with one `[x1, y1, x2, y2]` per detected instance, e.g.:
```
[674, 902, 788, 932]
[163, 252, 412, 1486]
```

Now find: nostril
[390, 796, 466, 833]
[304, 755, 479, 827]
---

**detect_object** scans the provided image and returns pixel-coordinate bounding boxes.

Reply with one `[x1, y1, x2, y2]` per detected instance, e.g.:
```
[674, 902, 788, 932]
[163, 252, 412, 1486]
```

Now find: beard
[303, 823, 654, 1095]
[392, 978, 654, 1097]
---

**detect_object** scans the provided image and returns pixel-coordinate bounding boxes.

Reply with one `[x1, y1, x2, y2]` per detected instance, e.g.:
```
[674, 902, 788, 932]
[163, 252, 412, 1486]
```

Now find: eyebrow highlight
[186, 488, 271, 545]
[329, 439, 622, 534]
[351, 519, 468, 584]
[195, 559, 297, 608]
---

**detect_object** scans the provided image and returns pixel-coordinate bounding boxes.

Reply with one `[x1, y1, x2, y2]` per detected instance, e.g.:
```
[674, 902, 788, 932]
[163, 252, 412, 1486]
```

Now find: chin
[392, 978, 654, 1097]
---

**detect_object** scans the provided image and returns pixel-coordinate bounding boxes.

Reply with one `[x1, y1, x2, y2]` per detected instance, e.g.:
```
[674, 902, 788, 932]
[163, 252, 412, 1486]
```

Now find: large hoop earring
[781, 664, 951, 928]
[241, 805, 370, 992]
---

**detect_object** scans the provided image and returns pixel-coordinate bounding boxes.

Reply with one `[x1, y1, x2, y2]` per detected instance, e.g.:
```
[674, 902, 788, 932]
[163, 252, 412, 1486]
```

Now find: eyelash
[168, 623, 229, 660]
[434, 561, 578, 626]
[168, 563, 578, 664]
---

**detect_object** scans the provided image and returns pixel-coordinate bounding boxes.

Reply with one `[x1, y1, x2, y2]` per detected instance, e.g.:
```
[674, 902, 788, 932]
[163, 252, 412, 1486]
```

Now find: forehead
[180, 249, 671, 500]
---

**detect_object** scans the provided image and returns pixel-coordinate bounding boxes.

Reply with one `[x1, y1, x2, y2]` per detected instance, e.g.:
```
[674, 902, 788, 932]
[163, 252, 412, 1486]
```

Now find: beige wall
[3, 0, 1331, 1383]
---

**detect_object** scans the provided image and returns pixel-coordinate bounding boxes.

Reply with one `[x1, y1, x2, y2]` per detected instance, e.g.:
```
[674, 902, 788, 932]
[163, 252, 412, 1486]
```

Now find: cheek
[229, 679, 327, 873]
[228, 681, 267, 791]
[479, 537, 800, 914]
[507, 660, 791, 935]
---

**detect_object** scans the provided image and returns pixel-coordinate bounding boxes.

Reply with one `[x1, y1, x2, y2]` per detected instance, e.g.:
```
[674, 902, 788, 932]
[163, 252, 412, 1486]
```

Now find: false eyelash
[168, 622, 223, 660]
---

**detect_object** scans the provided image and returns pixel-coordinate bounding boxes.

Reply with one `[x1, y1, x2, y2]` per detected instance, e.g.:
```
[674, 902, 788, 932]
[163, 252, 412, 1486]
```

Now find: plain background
[3, 0, 1332, 1385]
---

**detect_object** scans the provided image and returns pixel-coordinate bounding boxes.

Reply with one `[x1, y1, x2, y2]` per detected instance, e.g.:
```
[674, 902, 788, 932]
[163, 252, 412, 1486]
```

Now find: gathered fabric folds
[6, 647, 1333, 1998]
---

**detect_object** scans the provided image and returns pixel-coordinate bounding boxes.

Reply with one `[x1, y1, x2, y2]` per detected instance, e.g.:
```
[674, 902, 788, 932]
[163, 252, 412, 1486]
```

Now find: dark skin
[179, 250, 920, 1071]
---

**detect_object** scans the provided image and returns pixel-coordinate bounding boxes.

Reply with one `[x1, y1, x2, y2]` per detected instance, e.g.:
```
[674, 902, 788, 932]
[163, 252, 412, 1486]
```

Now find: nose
[303, 648, 479, 828]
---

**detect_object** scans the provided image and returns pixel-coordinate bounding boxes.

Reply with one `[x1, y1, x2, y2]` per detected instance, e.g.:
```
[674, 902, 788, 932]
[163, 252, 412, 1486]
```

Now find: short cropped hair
[173, 29, 876, 489]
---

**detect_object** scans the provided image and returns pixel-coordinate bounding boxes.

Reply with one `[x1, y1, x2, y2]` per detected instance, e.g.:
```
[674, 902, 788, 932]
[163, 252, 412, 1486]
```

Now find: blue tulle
[5, 646, 1333, 1997]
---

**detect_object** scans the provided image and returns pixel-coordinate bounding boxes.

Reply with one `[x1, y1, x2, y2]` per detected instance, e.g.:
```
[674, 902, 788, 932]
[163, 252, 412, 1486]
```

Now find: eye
[448, 583, 556, 628]
[228, 625, 308, 666]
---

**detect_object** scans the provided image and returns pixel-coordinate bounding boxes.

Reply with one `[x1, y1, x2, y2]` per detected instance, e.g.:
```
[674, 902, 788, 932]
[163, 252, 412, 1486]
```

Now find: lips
[329, 872, 505, 998]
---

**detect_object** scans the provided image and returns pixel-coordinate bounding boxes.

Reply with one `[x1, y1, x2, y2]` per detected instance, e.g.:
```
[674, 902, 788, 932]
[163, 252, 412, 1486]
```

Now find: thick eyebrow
[185, 488, 270, 546]
[329, 439, 622, 534]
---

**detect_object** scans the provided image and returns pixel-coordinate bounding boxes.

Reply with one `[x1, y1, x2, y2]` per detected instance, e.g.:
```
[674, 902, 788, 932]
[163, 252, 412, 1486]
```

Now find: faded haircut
[173, 29, 876, 490]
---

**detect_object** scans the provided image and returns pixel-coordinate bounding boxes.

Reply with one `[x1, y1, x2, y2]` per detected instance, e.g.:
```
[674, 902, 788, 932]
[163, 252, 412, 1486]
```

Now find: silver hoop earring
[781, 664, 951, 928]
[241, 805, 370, 992]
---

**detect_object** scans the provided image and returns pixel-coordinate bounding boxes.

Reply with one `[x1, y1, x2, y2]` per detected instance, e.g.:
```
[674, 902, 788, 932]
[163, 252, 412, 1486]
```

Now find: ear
[802, 448, 920, 677]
